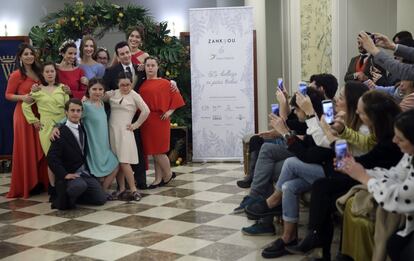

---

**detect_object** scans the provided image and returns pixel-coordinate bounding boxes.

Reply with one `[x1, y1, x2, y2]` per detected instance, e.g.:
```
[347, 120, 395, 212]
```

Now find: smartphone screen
[277, 78, 283, 91]
[335, 140, 347, 168]
[271, 104, 279, 115]
[322, 100, 334, 124]
[298, 82, 307, 95]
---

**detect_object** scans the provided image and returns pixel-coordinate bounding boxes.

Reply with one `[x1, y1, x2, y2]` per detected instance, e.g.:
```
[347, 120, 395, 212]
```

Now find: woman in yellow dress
[23, 62, 69, 187]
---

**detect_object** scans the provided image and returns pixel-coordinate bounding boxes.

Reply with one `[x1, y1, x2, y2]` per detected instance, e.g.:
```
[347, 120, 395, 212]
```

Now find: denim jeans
[249, 142, 294, 199]
[275, 157, 325, 223]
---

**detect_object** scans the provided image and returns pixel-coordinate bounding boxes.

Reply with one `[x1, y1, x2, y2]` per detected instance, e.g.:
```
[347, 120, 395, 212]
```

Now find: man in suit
[47, 98, 106, 210]
[359, 31, 414, 81]
[344, 35, 389, 86]
[103, 41, 147, 189]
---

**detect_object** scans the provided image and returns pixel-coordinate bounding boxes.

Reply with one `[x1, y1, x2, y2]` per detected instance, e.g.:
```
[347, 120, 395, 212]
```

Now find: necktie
[78, 125, 84, 150]
[359, 54, 367, 67]
[125, 66, 133, 81]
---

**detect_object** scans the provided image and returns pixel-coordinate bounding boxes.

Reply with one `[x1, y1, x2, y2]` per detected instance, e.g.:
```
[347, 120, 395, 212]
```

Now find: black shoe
[160, 172, 176, 186]
[48, 185, 57, 203]
[335, 253, 353, 261]
[245, 199, 282, 219]
[147, 182, 162, 189]
[262, 238, 298, 258]
[236, 178, 252, 188]
[286, 230, 325, 255]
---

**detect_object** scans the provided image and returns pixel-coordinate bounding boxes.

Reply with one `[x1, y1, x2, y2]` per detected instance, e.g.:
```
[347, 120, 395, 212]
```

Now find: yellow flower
[118, 12, 124, 18]
[166, 71, 170, 76]
[55, 23, 61, 29]
[175, 160, 181, 165]
[80, 16, 84, 21]
[71, 17, 76, 22]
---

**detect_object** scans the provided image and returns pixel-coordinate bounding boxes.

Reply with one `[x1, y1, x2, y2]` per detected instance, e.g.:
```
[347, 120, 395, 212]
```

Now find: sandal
[111, 190, 127, 200]
[130, 191, 142, 201]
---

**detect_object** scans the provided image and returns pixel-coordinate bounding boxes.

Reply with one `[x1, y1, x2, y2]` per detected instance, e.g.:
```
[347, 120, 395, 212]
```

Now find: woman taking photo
[5, 43, 48, 198]
[339, 109, 414, 261]
[57, 40, 88, 99]
[139, 56, 185, 188]
[79, 35, 105, 80]
[108, 73, 149, 200]
[287, 91, 403, 261]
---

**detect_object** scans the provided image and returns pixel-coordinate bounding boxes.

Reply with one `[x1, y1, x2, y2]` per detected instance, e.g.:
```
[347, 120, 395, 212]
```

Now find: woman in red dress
[57, 40, 88, 99]
[139, 56, 185, 188]
[5, 43, 48, 198]
[111, 26, 149, 68]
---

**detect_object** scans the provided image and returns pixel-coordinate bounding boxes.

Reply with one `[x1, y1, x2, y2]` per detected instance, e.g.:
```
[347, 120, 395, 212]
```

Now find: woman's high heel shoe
[160, 172, 176, 186]
[147, 181, 162, 189]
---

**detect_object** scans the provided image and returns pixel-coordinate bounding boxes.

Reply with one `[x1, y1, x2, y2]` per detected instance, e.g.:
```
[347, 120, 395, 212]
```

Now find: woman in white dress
[108, 73, 149, 200]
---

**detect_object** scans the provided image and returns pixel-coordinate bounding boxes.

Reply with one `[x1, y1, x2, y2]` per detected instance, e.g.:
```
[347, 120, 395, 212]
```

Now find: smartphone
[365, 31, 376, 43]
[335, 140, 348, 168]
[298, 81, 307, 95]
[277, 78, 283, 91]
[271, 103, 279, 115]
[322, 100, 334, 124]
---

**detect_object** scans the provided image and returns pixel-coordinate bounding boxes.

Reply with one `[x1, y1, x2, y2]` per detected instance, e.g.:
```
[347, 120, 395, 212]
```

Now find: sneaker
[236, 178, 252, 188]
[233, 195, 261, 214]
[241, 221, 276, 236]
[262, 238, 298, 258]
[245, 199, 283, 219]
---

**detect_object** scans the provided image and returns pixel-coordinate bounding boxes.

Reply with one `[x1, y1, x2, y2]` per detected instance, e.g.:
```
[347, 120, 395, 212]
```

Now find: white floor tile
[177, 182, 221, 191]
[136, 206, 188, 219]
[149, 235, 213, 255]
[75, 241, 142, 261]
[185, 191, 231, 202]
[195, 202, 239, 215]
[13, 215, 68, 229]
[138, 195, 179, 206]
[142, 219, 200, 235]
[75, 224, 136, 240]
[5, 230, 68, 247]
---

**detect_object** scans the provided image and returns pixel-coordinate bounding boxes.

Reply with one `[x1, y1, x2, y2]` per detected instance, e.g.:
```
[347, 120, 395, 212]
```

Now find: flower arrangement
[29, 0, 191, 128]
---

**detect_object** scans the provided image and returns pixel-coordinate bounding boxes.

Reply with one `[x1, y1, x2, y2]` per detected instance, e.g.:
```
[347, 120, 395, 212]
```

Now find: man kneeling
[48, 98, 106, 210]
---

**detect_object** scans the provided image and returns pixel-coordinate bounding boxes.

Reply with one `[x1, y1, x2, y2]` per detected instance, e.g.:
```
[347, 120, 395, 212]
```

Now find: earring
[19, 60, 23, 67]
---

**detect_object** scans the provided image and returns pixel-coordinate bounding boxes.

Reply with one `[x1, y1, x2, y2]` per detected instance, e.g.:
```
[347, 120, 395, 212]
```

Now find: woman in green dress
[22, 62, 69, 187]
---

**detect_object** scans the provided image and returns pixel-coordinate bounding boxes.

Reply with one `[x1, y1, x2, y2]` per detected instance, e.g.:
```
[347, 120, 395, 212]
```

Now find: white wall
[346, 0, 396, 67]
[397, 0, 414, 35]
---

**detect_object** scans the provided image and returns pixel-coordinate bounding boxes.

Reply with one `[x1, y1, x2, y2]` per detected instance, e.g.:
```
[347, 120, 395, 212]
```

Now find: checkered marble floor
[0, 162, 331, 261]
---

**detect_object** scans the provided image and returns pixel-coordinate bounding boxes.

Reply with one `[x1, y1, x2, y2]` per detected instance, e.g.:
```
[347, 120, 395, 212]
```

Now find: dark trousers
[131, 128, 147, 188]
[308, 176, 358, 256]
[66, 175, 106, 206]
[387, 231, 414, 261]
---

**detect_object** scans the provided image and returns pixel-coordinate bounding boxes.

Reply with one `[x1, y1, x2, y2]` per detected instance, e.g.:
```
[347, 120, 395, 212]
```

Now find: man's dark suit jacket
[47, 124, 88, 210]
[103, 63, 145, 92]
[344, 55, 389, 86]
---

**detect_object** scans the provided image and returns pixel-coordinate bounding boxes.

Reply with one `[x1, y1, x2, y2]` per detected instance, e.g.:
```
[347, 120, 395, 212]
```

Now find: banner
[0, 37, 29, 156]
[190, 7, 254, 161]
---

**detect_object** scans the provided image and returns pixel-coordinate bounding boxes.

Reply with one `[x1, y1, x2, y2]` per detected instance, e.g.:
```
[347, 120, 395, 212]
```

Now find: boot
[237, 150, 259, 188]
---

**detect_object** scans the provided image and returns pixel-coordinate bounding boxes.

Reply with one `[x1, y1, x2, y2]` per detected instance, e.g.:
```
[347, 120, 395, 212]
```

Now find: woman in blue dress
[52, 78, 118, 195]
[79, 35, 105, 80]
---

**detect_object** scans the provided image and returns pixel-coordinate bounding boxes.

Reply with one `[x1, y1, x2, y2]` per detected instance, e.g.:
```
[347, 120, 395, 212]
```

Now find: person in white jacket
[339, 109, 414, 261]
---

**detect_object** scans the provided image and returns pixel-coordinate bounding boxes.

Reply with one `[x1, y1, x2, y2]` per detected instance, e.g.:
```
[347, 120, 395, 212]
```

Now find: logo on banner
[0, 55, 16, 80]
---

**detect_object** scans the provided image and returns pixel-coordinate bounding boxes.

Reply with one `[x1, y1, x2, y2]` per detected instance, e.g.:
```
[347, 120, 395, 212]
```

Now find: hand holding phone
[271, 104, 279, 115]
[322, 100, 334, 124]
[277, 78, 284, 91]
[298, 81, 307, 95]
[335, 140, 348, 168]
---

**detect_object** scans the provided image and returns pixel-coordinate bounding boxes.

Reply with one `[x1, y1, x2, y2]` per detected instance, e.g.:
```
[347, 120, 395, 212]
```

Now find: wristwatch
[305, 114, 316, 120]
